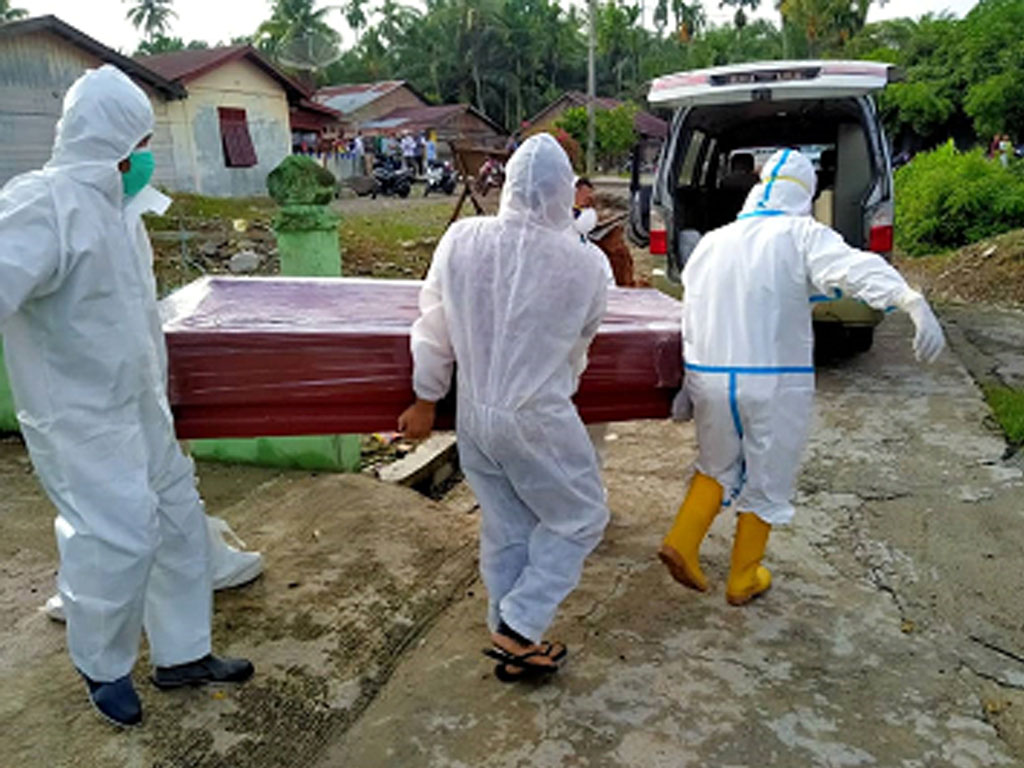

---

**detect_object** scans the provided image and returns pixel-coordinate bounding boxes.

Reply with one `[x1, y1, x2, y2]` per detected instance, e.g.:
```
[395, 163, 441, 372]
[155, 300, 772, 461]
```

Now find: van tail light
[869, 225, 893, 254]
[868, 205, 894, 255]
[649, 207, 668, 255]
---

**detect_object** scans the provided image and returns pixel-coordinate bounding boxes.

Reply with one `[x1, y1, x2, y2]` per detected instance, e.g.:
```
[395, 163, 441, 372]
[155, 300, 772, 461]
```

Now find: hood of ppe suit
[47, 65, 154, 171]
[498, 133, 575, 231]
[739, 148, 816, 217]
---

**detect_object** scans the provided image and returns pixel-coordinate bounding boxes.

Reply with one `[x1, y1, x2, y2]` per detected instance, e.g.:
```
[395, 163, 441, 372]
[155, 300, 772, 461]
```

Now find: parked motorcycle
[475, 156, 505, 196]
[423, 160, 457, 196]
[371, 157, 412, 199]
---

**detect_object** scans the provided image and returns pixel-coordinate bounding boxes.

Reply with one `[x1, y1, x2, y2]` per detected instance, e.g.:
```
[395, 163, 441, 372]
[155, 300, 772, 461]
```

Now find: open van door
[627, 142, 651, 248]
[649, 60, 901, 108]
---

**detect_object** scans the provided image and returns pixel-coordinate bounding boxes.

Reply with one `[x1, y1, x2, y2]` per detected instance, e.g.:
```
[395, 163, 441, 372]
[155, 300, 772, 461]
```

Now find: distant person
[352, 131, 365, 175]
[399, 134, 609, 683]
[415, 132, 427, 175]
[402, 132, 418, 173]
[999, 134, 1012, 168]
[0, 65, 254, 727]
[659, 149, 945, 607]
[425, 132, 438, 167]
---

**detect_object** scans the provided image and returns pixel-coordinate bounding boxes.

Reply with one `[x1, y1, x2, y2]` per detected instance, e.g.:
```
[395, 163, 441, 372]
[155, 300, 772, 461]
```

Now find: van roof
[649, 60, 900, 107]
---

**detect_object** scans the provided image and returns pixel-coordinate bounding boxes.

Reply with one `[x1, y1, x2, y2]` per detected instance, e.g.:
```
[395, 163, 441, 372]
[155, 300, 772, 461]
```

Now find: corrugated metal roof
[361, 103, 507, 137]
[313, 81, 407, 114]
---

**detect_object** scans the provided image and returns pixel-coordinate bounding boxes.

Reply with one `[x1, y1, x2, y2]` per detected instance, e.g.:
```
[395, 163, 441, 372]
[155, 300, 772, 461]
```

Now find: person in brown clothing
[574, 177, 636, 287]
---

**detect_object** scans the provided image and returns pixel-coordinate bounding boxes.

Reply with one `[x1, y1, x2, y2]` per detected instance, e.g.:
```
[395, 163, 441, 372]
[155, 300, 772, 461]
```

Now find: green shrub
[895, 140, 1024, 255]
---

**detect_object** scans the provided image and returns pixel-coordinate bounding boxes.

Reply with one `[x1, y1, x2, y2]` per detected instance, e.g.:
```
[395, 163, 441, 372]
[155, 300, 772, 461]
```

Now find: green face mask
[121, 149, 155, 198]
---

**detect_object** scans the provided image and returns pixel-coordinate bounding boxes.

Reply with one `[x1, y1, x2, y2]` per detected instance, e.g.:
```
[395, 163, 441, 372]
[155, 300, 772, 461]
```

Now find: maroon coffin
[162, 277, 682, 439]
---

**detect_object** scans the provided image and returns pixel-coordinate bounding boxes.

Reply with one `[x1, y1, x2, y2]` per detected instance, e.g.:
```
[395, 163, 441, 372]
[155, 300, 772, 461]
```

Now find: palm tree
[0, 0, 28, 24]
[256, 0, 341, 59]
[124, 0, 178, 40]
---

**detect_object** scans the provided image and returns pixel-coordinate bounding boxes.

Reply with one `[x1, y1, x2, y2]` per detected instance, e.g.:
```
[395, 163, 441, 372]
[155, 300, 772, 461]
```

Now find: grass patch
[340, 201, 454, 279]
[984, 386, 1024, 446]
[147, 193, 276, 231]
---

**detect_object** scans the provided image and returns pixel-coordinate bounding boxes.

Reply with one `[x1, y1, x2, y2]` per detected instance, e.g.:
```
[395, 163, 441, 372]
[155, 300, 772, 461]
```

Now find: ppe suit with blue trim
[410, 133, 610, 643]
[660, 149, 944, 604]
[0, 66, 212, 682]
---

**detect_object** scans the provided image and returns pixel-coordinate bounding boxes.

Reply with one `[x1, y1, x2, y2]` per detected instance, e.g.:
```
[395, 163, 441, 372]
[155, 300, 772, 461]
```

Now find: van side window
[678, 129, 706, 187]
[699, 137, 717, 185]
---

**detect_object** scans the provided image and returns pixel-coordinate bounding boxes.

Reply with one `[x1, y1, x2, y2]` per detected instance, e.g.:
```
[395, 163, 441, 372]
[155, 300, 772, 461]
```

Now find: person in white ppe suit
[399, 133, 610, 682]
[40, 184, 264, 623]
[0, 65, 253, 727]
[658, 148, 945, 606]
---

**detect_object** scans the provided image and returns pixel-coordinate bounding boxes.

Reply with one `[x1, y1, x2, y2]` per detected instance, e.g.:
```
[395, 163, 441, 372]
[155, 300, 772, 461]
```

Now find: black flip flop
[482, 643, 568, 683]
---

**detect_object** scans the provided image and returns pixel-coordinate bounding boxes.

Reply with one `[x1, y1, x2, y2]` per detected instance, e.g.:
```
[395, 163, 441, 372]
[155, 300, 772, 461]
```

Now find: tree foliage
[134, 35, 209, 56]
[895, 140, 1024, 254]
[847, 0, 1024, 147]
[124, 0, 177, 40]
[556, 105, 638, 170]
[0, 0, 27, 24]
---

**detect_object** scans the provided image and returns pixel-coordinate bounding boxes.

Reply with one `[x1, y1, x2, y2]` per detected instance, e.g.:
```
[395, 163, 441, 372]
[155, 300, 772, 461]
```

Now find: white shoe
[42, 593, 65, 622]
[41, 517, 263, 622]
[207, 516, 264, 590]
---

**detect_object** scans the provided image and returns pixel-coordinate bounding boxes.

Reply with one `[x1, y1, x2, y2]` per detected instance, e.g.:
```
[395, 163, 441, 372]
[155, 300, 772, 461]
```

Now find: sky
[19, 0, 980, 57]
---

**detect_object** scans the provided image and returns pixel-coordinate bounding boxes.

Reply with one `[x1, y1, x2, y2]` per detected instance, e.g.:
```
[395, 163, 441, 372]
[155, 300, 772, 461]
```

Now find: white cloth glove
[671, 386, 693, 422]
[899, 290, 945, 363]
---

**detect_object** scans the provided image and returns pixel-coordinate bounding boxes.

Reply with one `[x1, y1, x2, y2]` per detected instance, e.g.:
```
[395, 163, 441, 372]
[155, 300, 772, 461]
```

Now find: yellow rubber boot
[725, 512, 772, 606]
[658, 472, 723, 591]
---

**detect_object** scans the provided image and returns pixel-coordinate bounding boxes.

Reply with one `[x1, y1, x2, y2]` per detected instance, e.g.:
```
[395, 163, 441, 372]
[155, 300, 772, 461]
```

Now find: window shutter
[218, 107, 258, 168]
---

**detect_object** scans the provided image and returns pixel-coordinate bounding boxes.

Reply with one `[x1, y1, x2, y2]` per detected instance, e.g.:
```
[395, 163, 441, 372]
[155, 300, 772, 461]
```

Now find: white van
[632, 60, 901, 352]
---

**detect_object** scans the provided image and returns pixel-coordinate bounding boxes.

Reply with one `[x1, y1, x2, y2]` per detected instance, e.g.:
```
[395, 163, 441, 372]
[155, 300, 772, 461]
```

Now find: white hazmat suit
[684, 148, 943, 524]
[411, 133, 610, 643]
[0, 66, 212, 682]
[659, 148, 944, 605]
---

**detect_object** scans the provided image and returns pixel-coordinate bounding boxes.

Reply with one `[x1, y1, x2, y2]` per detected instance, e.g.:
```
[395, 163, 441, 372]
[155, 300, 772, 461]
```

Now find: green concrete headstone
[0, 341, 18, 432]
[190, 156, 361, 472]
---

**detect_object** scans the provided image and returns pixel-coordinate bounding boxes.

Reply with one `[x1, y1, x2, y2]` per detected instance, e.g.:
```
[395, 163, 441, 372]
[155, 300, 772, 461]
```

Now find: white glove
[899, 290, 945, 363]
[671, 386, 693, 422]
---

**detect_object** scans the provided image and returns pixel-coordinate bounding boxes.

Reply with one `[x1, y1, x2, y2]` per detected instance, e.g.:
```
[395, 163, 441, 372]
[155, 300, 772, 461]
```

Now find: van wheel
[846, 327, 874, 354]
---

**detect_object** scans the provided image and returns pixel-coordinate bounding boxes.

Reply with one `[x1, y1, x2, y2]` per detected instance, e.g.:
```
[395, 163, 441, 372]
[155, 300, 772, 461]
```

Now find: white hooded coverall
[683, 149, 926, 526]
[0, 66, 211, 682]
[411, 134, 610, 643]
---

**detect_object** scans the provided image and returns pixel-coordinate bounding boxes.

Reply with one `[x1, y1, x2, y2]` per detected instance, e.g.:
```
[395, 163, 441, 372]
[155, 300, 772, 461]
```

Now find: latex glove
[671, 386, 693, 422]
[899, 290, 945, 363]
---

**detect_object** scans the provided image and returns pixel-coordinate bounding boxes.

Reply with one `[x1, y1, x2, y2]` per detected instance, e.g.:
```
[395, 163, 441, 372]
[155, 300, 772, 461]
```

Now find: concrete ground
[324, 312, 1024, 767]
[1, 311, 1022, 766]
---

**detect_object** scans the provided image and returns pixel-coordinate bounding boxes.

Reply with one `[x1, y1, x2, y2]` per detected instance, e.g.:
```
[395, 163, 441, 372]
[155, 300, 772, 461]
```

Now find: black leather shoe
[151, 654, 254, 690]
[81, 672, 142, 727]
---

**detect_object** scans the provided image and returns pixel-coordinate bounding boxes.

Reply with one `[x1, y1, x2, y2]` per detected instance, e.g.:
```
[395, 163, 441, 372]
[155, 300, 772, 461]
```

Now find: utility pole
[587, 0, 596, 175]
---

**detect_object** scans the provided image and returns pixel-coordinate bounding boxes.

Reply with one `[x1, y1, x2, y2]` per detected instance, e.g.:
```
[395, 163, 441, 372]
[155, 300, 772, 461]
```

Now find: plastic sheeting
[163, 277, 682, 439]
